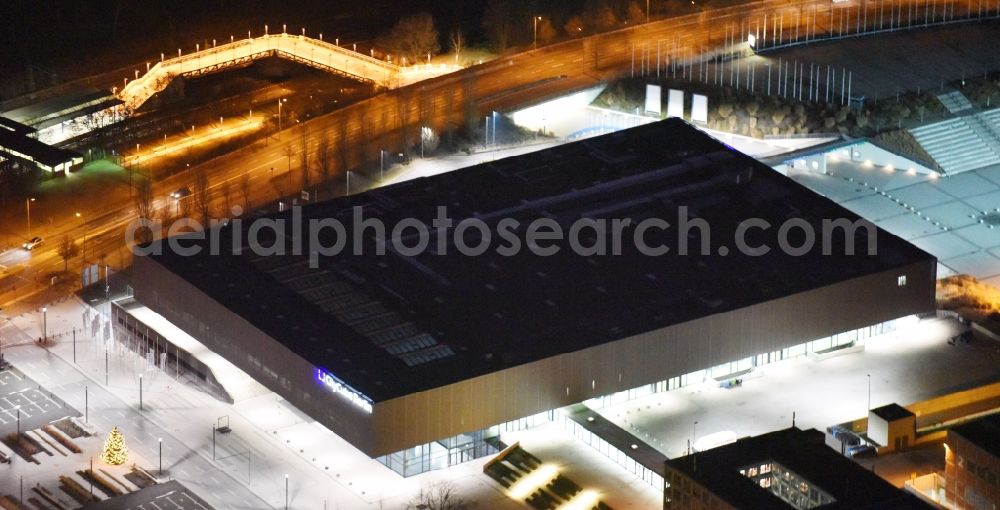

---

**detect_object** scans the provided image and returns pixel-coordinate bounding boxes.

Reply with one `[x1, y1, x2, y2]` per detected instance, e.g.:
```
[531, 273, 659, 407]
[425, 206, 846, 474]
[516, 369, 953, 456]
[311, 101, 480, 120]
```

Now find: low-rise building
[945, 414, 1000, 509]
[0, 115, 81, 172]
[663, 427, 934, 509]
[869, 403, 917, 454]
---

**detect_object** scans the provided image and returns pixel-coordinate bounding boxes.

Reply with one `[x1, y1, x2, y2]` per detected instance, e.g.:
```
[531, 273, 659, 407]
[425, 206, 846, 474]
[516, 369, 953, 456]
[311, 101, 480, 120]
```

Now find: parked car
[22, 237, 44, 250]
[840, 432, 862, 447]
[829, 426, 861, 447]
[847, 444, 877, 458]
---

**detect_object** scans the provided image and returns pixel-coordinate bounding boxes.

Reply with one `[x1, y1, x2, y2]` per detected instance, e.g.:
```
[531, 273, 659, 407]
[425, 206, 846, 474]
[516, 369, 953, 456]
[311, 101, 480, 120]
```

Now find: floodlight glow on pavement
[508, 463, 559, 499]
[558, 489, 600, 510]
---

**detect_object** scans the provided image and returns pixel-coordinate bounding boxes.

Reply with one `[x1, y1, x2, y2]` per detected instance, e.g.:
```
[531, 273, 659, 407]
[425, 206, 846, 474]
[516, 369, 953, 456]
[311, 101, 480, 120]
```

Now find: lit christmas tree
[101, 427, 129, 465]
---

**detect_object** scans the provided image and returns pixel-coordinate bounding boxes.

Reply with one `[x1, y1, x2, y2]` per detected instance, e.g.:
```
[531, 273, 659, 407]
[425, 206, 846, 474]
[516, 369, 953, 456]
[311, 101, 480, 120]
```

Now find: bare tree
[626, 1, 646, 24]
[133, 180, 152, 218]
[281, 142, 295, 197]
[417, 86, 435, 156]
[405, 482, 476, 510]
[133, 178, 154, 242]
[483, 0, 513, 52]
[336, 114, 351, 177]
[219, 179, 233, 214]
[316, 131, 334, 200]
[462, 74, 480, 137]
[536, 18, 558, 45]
[564, 15, 585, 37]
[585, 0, 620, 31]
[379, 13, 440, 64]
[238, 173, 252, 211]
[399, 89, 412, 154]
[57, 234, 79, 272]
[192, 167, 211, 226]
[449, 30, 465, 65]
[299, 128, 311, 191]
[359, 112, 374, 170]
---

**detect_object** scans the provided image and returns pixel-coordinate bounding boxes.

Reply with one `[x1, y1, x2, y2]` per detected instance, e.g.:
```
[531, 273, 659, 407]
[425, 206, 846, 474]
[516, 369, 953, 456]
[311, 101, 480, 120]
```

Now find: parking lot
[88, 480, 214, 510]
[0, 365, 76, 434]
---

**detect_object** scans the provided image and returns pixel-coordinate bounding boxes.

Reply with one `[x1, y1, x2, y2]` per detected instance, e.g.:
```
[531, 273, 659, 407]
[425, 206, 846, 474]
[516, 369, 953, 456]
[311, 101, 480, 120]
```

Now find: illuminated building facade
[0, 116, 82, 172]
[132, 119, 936, 476]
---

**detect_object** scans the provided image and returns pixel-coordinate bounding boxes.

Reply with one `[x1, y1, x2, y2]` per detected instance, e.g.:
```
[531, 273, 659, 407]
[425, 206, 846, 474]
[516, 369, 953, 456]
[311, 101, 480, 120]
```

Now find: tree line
[377, 0, 735, 64]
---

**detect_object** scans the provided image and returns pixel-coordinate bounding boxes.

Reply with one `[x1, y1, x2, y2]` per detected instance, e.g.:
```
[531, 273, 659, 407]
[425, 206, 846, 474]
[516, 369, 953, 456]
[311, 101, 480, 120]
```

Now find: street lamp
[277, 98, 288, 136]
[492, 111, 498, 146]
[380, 149, 386, 181]
[25, 197, 35, 237]
[42, 307, 47, 341]
[285, 474, 289, 509]
[533, 16, 542, 49]
[867, 373, 871, 413]
[692, 420, 699, 453]
[139, 374, 143, 411]
[76, 212, 87, 264]
[158, 438, 163, 474]
[15, 406, 20, 436]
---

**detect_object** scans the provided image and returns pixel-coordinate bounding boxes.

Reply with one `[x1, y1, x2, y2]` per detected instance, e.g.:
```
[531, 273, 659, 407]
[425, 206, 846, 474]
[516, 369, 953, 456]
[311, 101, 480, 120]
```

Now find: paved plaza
[0, 365, 76, 435]
[88, 480, 213, 510]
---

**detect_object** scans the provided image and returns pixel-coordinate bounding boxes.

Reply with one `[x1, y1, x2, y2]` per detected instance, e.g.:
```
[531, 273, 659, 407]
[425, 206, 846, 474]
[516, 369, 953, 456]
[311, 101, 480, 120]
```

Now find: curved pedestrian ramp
[118, 32, 459, 111]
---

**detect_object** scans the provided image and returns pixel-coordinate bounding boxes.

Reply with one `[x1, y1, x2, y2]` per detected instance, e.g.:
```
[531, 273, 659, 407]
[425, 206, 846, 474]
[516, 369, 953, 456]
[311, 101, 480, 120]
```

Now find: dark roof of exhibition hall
[150, 118, 934, 402]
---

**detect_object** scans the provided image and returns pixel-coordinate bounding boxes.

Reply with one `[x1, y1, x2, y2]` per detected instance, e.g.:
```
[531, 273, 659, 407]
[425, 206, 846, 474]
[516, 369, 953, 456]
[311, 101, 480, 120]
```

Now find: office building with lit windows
[662, 427, 933, 509]
[944, 414, 1000, 509]
[131, 119, 936, 476]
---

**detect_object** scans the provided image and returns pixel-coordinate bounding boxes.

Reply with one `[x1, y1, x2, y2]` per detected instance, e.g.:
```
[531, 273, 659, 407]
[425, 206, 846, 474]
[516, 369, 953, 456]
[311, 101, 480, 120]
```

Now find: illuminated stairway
[910, 111, 1000, 174]
[484, 443, 614, 510]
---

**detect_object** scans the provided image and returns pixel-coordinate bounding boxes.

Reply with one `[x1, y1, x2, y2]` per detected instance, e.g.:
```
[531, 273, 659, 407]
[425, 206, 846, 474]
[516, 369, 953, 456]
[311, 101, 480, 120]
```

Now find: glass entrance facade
[377, 410, 557, 477]
[585, 316, 910, 410]
[377, 316, 913, 477]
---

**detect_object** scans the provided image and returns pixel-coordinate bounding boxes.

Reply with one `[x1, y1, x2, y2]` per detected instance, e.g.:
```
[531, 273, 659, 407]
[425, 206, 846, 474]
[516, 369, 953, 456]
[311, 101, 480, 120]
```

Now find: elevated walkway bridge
[118, 32, 459, 111]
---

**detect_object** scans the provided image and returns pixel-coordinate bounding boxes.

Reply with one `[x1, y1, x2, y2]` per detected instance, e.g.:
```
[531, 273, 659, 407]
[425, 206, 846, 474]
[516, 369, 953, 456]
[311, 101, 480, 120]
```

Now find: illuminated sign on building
[315, 368, 374, 413]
